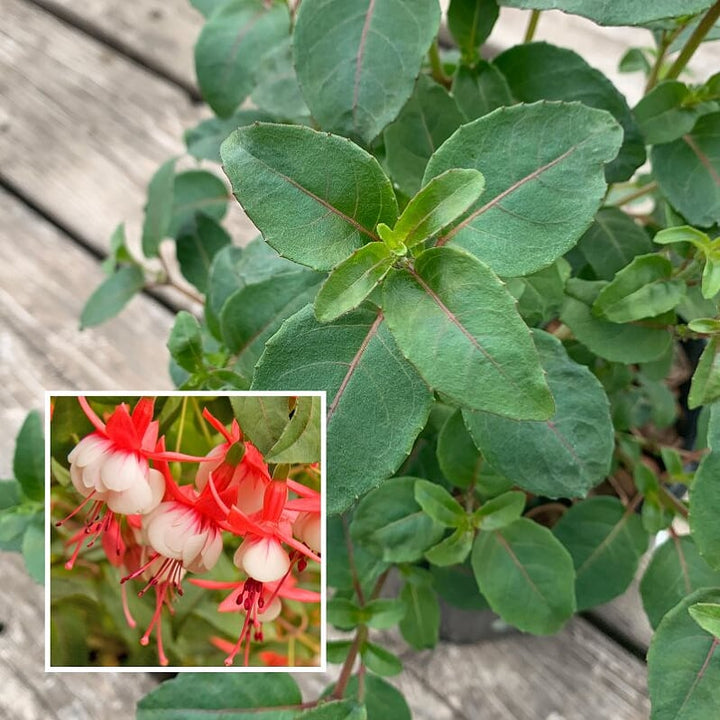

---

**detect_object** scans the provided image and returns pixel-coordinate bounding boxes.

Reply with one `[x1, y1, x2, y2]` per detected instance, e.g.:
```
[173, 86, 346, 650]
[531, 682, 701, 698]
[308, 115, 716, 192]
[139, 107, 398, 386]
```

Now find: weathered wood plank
[0, 0, 255, 261]
[0, 188, 173, 472]
[396, 619, 650, 720]
[0, 552, 157, 720]
[30, 0, 202, 93]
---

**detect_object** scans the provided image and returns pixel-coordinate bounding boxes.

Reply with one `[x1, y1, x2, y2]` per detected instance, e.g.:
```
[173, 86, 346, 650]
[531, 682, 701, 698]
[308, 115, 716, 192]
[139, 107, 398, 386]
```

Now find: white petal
[105, 481, 152, 515]
[258, 596, 282, 622]
[181, 532, 205, 567]
[194, 446, 225, 491]
[199, 531, 223, 572]
[235, 476, 267, 515]
[100, 452, 146, 492]
[301, 514, 321, 554]
[145, 468, 166, 514]
[70, 463, 93, 497]
[73, 436, 111, 467]
[242, 538, 290, 583]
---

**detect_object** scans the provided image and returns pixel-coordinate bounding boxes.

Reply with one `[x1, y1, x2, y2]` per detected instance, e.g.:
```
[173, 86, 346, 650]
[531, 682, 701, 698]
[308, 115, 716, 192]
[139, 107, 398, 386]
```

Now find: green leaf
[231, 396, 290, 455]
[80, 265, 144, 329]
[168, 170, 228, 237]
[431, 561, 489, 610]
[652, 112, 720, 228]
[689, 603, 720, 638]
[398, 579, 440, 649]
[327, 516, 389, 595]
[350, 477, 445, 562]
[137, 673, 302, 719]
[383, 246, 553, 419]
[194, 0, 290, 118]
[0, 479, 20, 511]
[265, 396, 321, 464]
[592, 254, 685, 323]
[690, 450, 720, 569]
[514, 258, 571, 327]
[425, 102, 623, 276]
[13, 410, 44, 502]
[22, 518, 44, 584]
[574, 207, 654, 280]
[253, 306, 432, 514]
[220, 268, 324, 377]
[167, 311, 204, 374]
[0, 507, 31, 551]
[141, 158, 175, 257]
[205, 240, 300, 339]
[436, 409, 484, 489]
[447, 0, 499, 62]
[425, 527, 474, 566]
[189, 0, 224, 18]
[324, 676, 410, 720]
[327, 640, 354, 664]
[389, 169, 485, 249]
[314, 244, 394, 323]
[293, 0, 441, 144]
[689, 337, 720, 409]
[634, 81, 706, 145]
[553, 497, 647, 611]
[641, 535, 720, 629]
[494, 42, 644, 182]
[328, 597, 363, 630]
[185, 110, 273, 162]
[496, 0, 715, 26]
[619, 48, 651, 74]
[363, 598, 407, 629]
[472, 518, 576, 634]
[452, 62, 514, 122]
[250, 37, 310, 122]
[654, 225, 711, 249]
[464, 330, 614, 498]
[474, 491, 526, 531]
[647, 588, 720, 720]
[413, 479, 466, 527]
[176, 214, 231, 293]
[361, 642, 403, 676]
[384, 75, 466, 198]
[221, 123, 398, 271]
[561, 278, 673, 363]
[102, 223, 132, 274]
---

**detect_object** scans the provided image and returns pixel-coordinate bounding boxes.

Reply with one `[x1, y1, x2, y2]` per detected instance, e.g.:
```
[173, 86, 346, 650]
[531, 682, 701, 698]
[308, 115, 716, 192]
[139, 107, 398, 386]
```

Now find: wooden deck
[1, 1, 717, 717]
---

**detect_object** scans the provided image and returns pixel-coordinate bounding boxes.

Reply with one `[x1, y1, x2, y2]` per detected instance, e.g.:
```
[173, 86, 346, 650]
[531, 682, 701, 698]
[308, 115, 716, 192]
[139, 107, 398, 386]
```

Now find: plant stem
[342, 515, 365, 605]
[666, 0, 720, 81]
[524, 10, 541, 43]
[332, 625, 368, 699]
[610, 181, 658, 206]
[428, 39, 450, 88]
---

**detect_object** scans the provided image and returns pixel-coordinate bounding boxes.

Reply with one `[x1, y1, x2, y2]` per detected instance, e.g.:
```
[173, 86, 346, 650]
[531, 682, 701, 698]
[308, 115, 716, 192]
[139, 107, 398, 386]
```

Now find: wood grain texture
[0, 188, 173, 474]
[0, 552, 157, 720]
[0, 0, 255, 261]
[394, 619, 650, 720]
[30, 0, 202, 91]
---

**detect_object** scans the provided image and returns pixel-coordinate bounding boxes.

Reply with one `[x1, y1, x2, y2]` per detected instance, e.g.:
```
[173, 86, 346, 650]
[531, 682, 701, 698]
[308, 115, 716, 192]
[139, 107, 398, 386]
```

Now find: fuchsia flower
[195, 408, 272, 515]
[191, 573, 321, 666]
[226, 480, 321, 583]
[60, 397, 207, 569]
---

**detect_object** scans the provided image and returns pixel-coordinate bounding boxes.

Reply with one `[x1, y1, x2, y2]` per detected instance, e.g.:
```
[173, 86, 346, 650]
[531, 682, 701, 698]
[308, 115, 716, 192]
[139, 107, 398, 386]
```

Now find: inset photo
[46, 392, 324, 671]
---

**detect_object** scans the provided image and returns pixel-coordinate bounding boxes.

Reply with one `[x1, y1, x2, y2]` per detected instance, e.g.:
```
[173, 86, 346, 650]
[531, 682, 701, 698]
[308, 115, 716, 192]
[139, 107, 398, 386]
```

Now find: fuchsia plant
[50, 395, 323, 668]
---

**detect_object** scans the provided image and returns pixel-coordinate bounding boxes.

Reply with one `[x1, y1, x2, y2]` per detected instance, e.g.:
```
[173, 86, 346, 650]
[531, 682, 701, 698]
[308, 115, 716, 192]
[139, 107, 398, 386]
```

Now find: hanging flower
[59, 397, 209, 568]
[195, 408, 272, 515]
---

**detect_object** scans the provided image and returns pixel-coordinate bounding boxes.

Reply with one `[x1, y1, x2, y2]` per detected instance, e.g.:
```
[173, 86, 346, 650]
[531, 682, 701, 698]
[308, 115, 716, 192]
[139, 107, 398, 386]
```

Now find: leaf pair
[314, 168, 485, 323]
